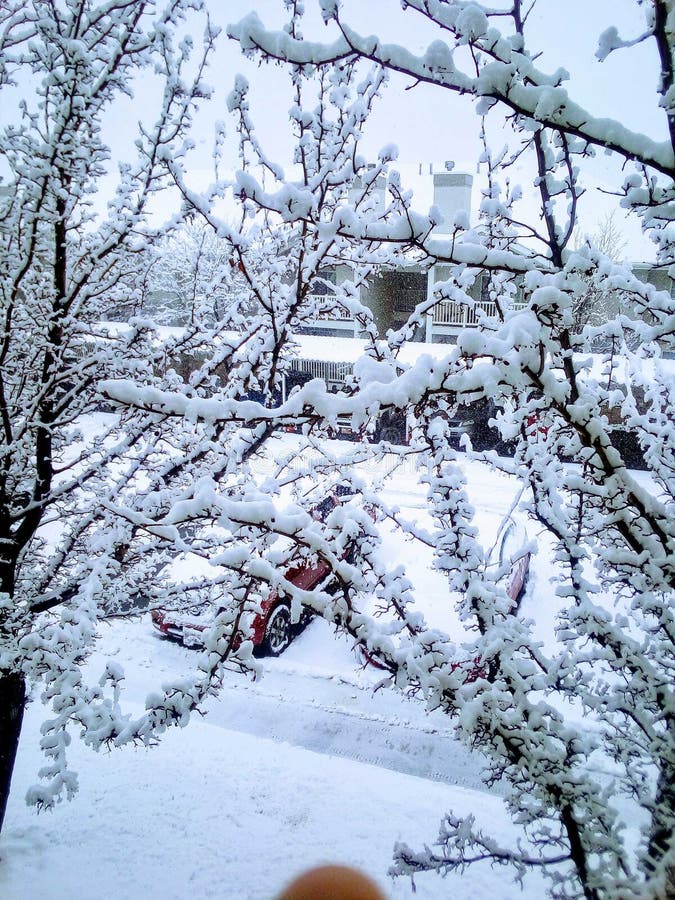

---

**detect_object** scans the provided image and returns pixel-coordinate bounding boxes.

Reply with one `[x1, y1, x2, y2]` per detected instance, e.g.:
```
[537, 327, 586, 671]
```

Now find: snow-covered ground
[1, 618, 552, 900]
[0, 447, 604, 899]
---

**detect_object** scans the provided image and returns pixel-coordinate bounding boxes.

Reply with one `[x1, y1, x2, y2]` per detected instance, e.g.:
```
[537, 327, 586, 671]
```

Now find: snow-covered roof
[290, 333, 453, 365]
[94, 322, 674, 383]
[574, 352, 675, 385]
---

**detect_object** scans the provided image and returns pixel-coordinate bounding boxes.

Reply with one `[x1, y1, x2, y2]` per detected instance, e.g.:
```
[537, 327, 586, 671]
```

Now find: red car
[152, 506, 530, 664]
[496, 518, 531, 609]
[151, 492, 355, 656]
[358, 516, 531, 677]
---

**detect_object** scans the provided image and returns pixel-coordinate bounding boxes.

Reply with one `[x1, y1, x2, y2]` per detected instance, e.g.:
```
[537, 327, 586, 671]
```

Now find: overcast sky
[178, 0, 664, 261]
[4, 0, 665, 261]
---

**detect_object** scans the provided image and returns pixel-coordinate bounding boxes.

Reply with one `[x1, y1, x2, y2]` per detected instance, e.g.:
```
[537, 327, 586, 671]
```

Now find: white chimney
[431, 171, 473, 233]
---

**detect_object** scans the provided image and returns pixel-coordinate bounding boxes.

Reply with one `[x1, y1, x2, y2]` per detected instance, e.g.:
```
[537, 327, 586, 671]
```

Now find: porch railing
[306, 293, 353, 321]
[433, 299, 524, 326]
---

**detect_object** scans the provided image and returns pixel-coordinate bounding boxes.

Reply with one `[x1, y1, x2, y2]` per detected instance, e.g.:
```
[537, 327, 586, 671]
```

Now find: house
[301, 171, 675, 347]
[300, 169, 526, 343]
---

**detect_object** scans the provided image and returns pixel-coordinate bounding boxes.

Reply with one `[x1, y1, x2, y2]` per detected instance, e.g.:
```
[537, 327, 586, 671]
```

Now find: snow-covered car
[151, 491, 357, 656]
[494, 517, 531, 609]
[151, 554, 339, 656]
[358, 515, 531, 677]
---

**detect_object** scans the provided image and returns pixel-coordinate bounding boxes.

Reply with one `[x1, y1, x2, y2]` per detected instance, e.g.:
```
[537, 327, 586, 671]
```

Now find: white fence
[290, 358, 353, 385]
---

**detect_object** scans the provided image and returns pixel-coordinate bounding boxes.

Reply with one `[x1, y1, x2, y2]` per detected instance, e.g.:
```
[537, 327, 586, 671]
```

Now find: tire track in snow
[205, 670, 504, 795]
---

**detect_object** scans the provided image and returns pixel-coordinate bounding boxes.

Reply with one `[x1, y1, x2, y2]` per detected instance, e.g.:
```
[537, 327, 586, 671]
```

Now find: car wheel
[262, 604, 292, 656]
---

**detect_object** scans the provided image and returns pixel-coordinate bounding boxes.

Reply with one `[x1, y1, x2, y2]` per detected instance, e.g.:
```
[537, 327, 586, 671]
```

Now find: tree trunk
[0, 669, 26, 835]
[646, 764, 675, 890]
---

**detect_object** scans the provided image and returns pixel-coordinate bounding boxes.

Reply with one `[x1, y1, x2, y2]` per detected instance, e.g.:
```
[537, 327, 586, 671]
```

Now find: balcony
[300, 293, 356, 336]
[432, 299, 524, 327]
[307, 293, 353, 320]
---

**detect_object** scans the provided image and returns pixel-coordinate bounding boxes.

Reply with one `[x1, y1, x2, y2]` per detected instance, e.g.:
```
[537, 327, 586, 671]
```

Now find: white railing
[433, 299, 524, 326]
[306, 293, 353, 321]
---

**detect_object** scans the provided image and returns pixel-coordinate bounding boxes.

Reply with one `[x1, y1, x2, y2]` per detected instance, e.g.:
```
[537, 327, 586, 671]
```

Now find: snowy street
[0, 458, 549, 900]
[0, 612, 548, 900]
[204, 659, 492, 792]
[126, 607, 497, 794]
[0, 452, 661, 898]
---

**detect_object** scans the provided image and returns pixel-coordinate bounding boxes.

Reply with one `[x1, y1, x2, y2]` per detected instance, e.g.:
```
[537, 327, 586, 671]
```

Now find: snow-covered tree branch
[1, 2, 673, 898]
[0, 0, 229, 830]
[222, 3, 675, 898]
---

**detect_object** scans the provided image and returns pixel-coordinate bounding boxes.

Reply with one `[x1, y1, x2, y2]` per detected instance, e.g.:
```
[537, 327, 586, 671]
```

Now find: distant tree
[580, 211, 628, 261]
[572, 211, 630, 331]
[130, 221, 247, 326]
